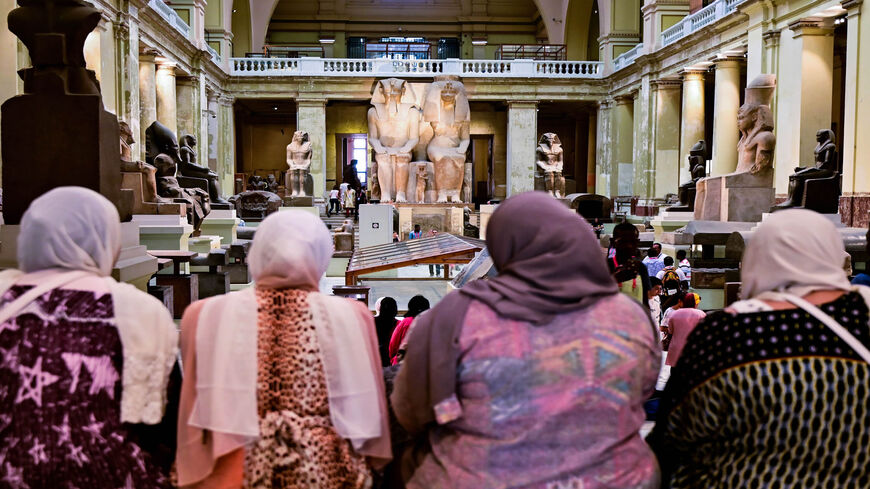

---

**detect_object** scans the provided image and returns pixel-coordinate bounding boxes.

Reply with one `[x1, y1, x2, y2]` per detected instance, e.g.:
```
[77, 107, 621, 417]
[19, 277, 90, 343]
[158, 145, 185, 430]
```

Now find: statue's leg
[545, 172, 555, 197]
[447, 157, 465, 203]
[556, 172, 565, 199]
[395, 154, 411, 203]
[375, 153, 393, 202]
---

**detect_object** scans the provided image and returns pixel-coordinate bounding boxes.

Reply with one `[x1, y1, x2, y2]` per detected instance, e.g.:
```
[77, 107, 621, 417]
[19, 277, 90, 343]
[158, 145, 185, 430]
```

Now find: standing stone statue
[535, 133, 566, 198]
[424, 76, 471, 203]
[285, 130, 312, 197]
[146, 121, 210, 229]
[368, 78, 420, 202]
[178, 134, 230, 206]
[414, 164, 429, 203]
[773, 129, 839, 211]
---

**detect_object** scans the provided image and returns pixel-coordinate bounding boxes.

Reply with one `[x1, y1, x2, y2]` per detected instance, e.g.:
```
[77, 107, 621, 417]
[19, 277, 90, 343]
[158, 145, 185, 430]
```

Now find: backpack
[661, 267, 681, 295]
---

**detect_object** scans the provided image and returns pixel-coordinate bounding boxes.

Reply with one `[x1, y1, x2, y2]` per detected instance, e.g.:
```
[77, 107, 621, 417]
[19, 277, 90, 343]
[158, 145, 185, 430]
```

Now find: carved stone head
[539, 133, 561, 147]
[371, 78, 416, 105]
[119, 121, 135, 146]
[423, 78, 470, 122]
[292, 130, 309, 144]
[145, 121, 180, 164]
[737, 104, 774, 134]
[816, 129, 835, 144]
[181, 134, 197, 149]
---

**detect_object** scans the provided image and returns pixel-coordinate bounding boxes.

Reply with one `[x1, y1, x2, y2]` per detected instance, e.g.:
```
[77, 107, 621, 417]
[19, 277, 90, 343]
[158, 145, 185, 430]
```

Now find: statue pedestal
[133, 214, 194, 251]
[694, 171, 775, 222]
[396, 203, 465, 239]
[651, 210, 694, 242]
[200, 209, 239, 245]
[283, 195, 315, 207]
[479, 204, 498, 240]
[279, 206, 318, 217]
[0, 223, 157, 292]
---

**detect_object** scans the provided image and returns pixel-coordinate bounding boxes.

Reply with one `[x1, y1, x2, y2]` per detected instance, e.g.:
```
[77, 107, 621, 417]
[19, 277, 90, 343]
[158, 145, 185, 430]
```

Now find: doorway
[469, 135, 494, 205]
[335, 133, 368, 189]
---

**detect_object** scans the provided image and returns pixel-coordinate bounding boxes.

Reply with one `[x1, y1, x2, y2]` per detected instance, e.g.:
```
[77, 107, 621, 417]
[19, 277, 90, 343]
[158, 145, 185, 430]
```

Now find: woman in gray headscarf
[391, 192, 660, 489]
[648, 209, 870, 488]
[0, 187, 178, 488]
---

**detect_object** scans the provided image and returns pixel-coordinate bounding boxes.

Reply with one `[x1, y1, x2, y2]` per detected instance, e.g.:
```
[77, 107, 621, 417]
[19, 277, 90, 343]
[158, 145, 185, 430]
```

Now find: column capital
[614, 93, 635, 105]
[712, 55, 744, 69]
[788, 18, 835, 38]
[652, 78, 682, 90]
[218, 95, 235, 107]
[842, 0, 862, 14]
[156, 60, 177, 75]
[139, 47, 161, 63]
[680, 67, 707, 81]
[296, 98, 328, 108]
[762, 29, 782, 46]
[176, 75, 196, 87]
[506, 100, 538, 109]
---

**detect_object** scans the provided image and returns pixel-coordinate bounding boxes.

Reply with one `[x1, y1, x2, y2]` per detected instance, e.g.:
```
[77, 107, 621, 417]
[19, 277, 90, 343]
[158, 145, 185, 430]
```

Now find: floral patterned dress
[0, 284, 171, 488]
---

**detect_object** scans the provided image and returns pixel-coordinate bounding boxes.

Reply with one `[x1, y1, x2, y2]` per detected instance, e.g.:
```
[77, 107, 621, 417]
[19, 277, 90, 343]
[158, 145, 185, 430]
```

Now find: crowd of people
[326, 182, 367, 218]
[0, 188, 868, 488]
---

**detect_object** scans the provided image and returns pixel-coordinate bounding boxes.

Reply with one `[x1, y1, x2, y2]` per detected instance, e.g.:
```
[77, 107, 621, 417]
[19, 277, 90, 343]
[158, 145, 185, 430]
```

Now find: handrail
[229, 57, 604, 78]
[661, 0, 748, 48]
[613, 43, 643, 72]
[148, 0, 191, 39]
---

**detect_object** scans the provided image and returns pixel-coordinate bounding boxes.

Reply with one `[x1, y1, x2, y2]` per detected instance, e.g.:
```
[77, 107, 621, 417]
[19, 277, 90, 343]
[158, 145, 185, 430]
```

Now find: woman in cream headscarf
[176, 210, 391, 488]
[0, 187, 178, 488]
[648, 209, 870, 488]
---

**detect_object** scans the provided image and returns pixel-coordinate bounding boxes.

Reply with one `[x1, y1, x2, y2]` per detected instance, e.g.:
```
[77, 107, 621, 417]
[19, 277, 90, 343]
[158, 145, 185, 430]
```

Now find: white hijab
[18, 186, 121, 275]
[0, 187, 177, 424]
[187, 210, 390, 478]
[741, 209, 851, 299]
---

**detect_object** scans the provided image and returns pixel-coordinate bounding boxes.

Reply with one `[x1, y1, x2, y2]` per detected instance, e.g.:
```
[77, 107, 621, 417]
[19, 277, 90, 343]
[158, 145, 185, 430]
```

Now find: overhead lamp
[471, 36, 487, 46]
[319, 34, 336, 44]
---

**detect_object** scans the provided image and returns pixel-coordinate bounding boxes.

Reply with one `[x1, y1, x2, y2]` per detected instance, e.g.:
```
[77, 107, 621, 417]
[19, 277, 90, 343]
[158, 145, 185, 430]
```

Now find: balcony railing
[206, 44, 221, 64]
[613, 43, 643, 72]
[149, 0, 191, 39]
[230, 57, 603, 78]
[662, 0, 749, 48]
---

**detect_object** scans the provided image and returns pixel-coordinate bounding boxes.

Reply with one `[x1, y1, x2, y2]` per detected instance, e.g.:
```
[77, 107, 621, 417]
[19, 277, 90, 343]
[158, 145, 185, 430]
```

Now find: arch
[564, 0, 596, 60]
[249, 0, 281, 54]
[531, 0, 570, 44]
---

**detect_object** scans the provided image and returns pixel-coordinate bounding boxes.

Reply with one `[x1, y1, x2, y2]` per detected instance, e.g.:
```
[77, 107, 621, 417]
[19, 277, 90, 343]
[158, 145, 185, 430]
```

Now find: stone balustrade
[230, 57, 604, 78]
[662, 0, 749, 48]
[613, 43, 644, 72]
[148, 0, 191, 39]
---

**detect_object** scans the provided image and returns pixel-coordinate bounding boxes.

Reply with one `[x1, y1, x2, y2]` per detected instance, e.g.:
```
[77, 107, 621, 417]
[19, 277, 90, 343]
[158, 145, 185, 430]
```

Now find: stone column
[138, 50, 158, 161]
[587, 110, 597, 194]
[652, 79, 683, 197]
[176, 76, 197, 139]
[710, 56, 742, 176]
[297, 99, 327, 198]
[217, 95, 236, 197]
[613, 94, 635, 197]
[155, 60, 177, 135]
[595, 101, 613, 196]
[774, 19, 835, 194]
[840, 0, 870, 227]
[114, 5, 141, 155]
[206, 91, 219, 172]
[506, 101, 538, 196]
[679, 69, 705, 185]
[633, 80, 653, 199]
[762, 29, 782, 122]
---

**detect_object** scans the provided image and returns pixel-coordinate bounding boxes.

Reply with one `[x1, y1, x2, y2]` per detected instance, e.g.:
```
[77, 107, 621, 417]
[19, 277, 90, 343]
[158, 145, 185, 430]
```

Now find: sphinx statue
[424, 76, 471, 203]
[368, 78, 420, 202]
[285, 130, 312, 197]
[146, 121, 211, 229]
[535, 133, 566, 198]
[178, 134, 230, 206]
[694, 75, 776, 222]
[773, 129, 839, 212]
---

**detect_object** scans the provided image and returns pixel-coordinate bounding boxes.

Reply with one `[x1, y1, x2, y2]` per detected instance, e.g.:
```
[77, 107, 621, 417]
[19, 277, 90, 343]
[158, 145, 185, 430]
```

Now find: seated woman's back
[419, 293, 660, 489]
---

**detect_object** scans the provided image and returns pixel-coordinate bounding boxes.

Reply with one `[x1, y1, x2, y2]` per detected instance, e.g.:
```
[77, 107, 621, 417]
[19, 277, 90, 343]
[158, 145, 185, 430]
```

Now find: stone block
[155, 274, 199, 319]
[195, 271, 231, 299]
[200, 208, 239, 245]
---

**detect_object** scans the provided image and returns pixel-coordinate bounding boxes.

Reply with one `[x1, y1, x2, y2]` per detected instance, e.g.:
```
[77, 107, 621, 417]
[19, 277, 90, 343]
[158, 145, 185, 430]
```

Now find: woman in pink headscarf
[176, 210, 391, 488]
[390, 192, 660, 489]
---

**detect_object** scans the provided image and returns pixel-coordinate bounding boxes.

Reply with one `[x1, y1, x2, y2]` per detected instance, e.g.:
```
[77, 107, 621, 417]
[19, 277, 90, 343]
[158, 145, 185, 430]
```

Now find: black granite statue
[773, 129, 839, 212]
[670, 140, 707, 212]
[145, 121, 210, 229]
[179, 134, 230, 206]
[248, 175, 268, 192]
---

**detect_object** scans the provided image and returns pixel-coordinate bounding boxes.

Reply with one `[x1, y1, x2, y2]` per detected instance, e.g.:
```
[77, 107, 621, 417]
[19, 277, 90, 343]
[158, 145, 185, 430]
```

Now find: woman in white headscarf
[0, 187, 178, 488]
[648, 209, 870, 488]
[176, 210, 391, 489]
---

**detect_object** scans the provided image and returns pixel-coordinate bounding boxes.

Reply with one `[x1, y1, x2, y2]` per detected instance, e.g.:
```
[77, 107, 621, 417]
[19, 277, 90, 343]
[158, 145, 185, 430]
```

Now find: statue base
[200, 209, 239, 245]
[694, 170, 774, 223]
[396, 203, 466, 239]
[132, 214, 194, 255]
[283, 195, 315, 207]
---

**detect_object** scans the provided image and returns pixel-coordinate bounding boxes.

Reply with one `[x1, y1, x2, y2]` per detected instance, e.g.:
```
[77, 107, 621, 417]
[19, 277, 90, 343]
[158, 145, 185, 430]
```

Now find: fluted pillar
[155, 60, 177, 135]
[679, 69, 706, 184]
[138, 50, 158, 161]
[711, 56, 742, 176]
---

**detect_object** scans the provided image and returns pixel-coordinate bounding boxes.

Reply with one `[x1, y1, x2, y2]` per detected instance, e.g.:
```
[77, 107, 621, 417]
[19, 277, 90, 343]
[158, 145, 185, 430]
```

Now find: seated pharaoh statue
[772, 129, 840, 213]
[535, 133, 566, 198]
[285, 130, 312, 197]
[145, 121, 211, 229]
[424, 76, 471, 203]
[178, 134, 230, 207]
[118, 121, 184, 218]
[694, 75, 776, 222]
[368, 78, 420, 203]
[669, 140, 707, 211]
